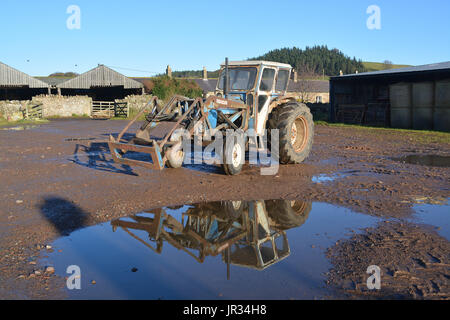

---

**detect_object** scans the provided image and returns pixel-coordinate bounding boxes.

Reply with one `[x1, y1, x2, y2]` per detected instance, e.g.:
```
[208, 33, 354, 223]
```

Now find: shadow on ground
[38, 196, 89, 236]
[70, 142, 137, 176]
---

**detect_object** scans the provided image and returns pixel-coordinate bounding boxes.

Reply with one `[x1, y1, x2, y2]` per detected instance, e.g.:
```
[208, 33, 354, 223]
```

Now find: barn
[56, 64, 144, 101]
[330, 62, 450, 132]
[0, 61, 50, 100]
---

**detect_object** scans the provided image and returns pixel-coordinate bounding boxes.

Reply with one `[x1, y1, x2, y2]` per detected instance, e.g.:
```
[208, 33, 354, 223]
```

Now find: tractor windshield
[218, 67, 257, 91]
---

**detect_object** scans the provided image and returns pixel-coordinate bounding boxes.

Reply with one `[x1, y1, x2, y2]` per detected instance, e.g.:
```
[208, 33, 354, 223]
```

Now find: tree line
[163, 46, 366, 78]
[250, 46, 366, 76]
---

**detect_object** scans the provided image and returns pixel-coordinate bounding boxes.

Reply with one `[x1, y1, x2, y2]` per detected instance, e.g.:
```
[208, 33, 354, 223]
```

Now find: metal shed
[330, 61, 450, 131]
[0, 61, 50, 100]
[57, 64, 144, 101]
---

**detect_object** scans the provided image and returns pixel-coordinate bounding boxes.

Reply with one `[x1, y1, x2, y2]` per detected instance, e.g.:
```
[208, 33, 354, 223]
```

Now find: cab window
[218, 67, 257, 90]
[259, 68, 275, 91]
[275, 69, 289, 91]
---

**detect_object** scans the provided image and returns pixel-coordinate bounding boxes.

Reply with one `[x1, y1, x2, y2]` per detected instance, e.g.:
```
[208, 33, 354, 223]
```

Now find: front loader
[108, 59, 314, 175]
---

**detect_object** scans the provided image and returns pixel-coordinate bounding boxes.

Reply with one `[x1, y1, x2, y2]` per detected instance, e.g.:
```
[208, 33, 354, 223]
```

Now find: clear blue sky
[0, 0, 449, 76]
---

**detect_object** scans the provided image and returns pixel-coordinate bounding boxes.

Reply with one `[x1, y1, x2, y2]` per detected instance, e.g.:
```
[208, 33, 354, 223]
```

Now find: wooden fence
[307, 103, 331, 121]
[91, 101, 129, 119]
[114, 102, 129, 118]
[22, 103, 43, 120]
[336, 103, 389, 126]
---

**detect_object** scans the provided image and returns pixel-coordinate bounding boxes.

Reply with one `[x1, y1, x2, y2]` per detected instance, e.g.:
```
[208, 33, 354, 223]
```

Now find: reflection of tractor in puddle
[111, 200, 311, 278]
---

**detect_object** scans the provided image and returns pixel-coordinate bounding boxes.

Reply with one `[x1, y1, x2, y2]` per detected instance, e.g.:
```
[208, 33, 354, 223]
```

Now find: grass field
[315, 121, 450, 144]
[362, 61, 411, 72]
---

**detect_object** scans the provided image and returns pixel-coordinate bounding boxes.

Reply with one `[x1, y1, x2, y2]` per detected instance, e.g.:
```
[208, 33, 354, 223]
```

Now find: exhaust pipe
[224, 57, 229, 99]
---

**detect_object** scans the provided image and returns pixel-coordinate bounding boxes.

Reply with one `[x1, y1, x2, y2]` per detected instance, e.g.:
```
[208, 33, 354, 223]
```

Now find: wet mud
[0, 119, 448, 299]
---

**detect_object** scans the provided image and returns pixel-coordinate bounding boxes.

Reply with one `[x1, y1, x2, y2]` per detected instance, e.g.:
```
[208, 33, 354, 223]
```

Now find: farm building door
[90, 86, 125, 101]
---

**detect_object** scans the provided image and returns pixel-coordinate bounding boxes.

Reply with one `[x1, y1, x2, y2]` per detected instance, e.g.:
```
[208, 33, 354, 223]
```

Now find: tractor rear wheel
[265, 200, 311, 230]
[268, 102, 314, 164]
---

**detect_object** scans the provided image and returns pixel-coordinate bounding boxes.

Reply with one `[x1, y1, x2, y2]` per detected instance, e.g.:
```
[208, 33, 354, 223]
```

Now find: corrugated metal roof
[0, 61, 49, 88]
[193, 79, 217, 93]
[57, 65, 144, 89]
[333, 61, 450, 80]
[35, 76, 75, 87]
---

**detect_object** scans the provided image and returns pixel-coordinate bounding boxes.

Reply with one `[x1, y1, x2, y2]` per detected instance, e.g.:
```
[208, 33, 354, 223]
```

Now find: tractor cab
[215, 60, 292, 134]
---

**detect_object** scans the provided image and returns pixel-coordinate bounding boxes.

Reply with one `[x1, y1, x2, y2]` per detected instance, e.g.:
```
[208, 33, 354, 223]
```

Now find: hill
[250, 46, 366, 76]
[362, 61, 411, 72]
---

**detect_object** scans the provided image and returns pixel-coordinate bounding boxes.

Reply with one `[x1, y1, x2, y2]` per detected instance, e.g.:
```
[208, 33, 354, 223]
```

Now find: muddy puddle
[0, 123, 64, 134]
[413, 202, 450, 240]
[38, 199, 449, 299]
[1, 125, 41, 131]
[392, 155, 450, 168]
[39, 200, 382, 299]
[312, 173, 346, 183]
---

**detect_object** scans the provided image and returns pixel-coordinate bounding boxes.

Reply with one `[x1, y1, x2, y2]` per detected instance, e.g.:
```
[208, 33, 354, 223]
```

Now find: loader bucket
[107, 95, 201, 171]
[107, 94, 248, 173]
[108, 135, 165, 170]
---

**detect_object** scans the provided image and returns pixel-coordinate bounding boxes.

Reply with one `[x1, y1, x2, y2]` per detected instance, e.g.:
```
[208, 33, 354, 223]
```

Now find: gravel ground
[0, 119, 448, 299]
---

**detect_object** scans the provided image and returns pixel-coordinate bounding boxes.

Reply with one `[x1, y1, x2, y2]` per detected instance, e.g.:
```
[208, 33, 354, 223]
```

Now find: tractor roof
[221, 60, 292, 69]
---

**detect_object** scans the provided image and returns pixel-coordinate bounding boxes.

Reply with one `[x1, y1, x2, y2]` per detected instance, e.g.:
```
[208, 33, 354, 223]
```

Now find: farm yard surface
[0, 119, 449, 299]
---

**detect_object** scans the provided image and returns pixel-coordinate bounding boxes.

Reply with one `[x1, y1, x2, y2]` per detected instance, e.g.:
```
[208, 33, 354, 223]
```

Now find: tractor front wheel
[166, 130, 186, 168]
[166, 142, 184, 168]
[222, 133, 245, 175]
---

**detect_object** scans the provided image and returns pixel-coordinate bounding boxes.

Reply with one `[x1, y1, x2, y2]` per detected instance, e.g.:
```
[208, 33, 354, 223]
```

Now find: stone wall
[0, 100, 30, 121]
[2, 94, 160, 121]
[292, 92, 330, 104]
[32, 95, 92, 118]
[115, 94, 154, 112]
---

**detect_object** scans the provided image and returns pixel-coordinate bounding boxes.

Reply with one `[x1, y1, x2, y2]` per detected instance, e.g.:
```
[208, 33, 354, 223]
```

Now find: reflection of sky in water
[41, 201, 382, 299]
[412, 201, 450, 240]
[392, 155, 450, 168]
[312, 174, 339, 183]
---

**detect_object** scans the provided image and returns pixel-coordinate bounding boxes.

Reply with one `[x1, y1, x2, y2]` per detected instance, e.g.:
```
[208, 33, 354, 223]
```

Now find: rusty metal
[108, 93, 250, 170]
[116, 95, 159, 142]
[108, 138, 165, 170]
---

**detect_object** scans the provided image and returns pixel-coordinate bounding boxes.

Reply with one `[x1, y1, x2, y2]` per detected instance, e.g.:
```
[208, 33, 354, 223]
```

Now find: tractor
[108, 59, 314, 175]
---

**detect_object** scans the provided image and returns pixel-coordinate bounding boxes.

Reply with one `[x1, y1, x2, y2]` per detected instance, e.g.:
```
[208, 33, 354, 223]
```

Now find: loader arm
[108, 95, 250, 170]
